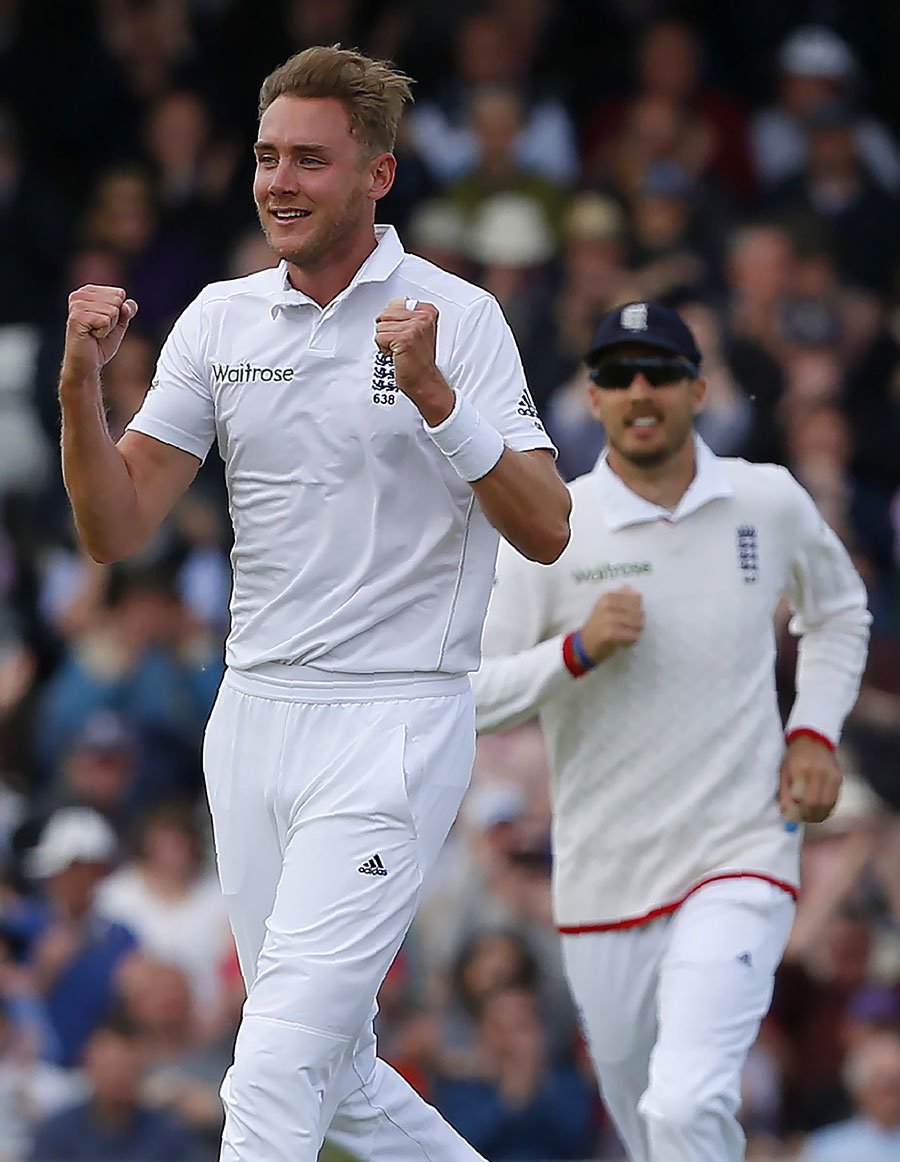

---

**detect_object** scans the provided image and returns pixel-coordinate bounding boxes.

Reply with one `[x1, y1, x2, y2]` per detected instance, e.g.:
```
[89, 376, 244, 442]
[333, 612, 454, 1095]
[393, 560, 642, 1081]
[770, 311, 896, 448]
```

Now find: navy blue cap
[586, 301, 702, 368]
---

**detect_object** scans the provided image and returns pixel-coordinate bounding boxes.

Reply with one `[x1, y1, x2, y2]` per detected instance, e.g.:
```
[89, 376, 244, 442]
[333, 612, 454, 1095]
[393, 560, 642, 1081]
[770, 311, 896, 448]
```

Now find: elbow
[520, 516, 571, 564]
[80, 530, 146, 566]
[84, 543, 128, 565]
[530, 524, 570, 564]
[527, 492, 572, 564]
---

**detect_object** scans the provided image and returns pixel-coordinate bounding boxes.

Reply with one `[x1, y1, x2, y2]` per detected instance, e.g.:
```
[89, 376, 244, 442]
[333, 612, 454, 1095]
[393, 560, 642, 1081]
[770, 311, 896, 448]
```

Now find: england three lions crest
[736, 525, 759, 583]
[372, 349, 397, 405]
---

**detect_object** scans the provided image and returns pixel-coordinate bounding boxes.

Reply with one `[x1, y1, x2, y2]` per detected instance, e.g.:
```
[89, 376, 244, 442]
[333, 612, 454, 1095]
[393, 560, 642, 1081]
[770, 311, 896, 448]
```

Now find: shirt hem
[556, 870, 799, 934]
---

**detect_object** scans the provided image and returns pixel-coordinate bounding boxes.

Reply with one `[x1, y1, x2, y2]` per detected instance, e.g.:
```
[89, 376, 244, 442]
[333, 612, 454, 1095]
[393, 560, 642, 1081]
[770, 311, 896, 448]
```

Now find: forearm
[473, 635, 572, 733]
[787, 609, 871, 742]
[59, 374, 143, 563]
[471, 448, 571, 563]
[414, 375, 570, 563]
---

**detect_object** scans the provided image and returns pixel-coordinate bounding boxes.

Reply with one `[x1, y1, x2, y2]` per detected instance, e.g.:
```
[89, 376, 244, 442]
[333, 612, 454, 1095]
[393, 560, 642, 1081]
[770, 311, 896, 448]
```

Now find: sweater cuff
[562, 632, 593, 678]
[785, 727, 836, 752]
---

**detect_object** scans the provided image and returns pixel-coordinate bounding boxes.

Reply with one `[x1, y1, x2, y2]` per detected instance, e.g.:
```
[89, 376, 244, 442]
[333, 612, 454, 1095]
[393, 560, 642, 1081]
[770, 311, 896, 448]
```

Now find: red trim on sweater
[557, 871, 799, 934]
[562, 632, 590, 678]
[785, 727, 836, 752]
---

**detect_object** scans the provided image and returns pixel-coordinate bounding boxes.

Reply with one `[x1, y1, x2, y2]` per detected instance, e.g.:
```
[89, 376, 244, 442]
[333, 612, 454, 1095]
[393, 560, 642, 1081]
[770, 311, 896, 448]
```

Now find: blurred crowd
[1, 0, 900, 1159]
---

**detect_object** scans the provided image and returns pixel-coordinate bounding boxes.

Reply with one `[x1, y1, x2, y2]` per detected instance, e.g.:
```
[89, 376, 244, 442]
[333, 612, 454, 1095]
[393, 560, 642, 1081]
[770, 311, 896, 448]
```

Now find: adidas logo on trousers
[358, 854, 388, 876]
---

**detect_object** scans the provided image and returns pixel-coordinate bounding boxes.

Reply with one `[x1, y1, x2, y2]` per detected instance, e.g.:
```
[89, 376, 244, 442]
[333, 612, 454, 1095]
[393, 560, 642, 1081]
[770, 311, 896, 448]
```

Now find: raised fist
[62, 285, 139, 382]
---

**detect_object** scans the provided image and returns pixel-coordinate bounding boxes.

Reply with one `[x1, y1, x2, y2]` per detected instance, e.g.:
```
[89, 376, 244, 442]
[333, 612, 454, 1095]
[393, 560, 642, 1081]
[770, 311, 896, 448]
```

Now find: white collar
[590, 435, 733, 531]
[270, 224, 405, 316]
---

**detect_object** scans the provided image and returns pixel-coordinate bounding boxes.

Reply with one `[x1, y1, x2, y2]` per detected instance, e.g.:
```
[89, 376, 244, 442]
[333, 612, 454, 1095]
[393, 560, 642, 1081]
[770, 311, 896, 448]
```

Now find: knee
[229, 1010, 346, 1090]
[639, 1060, 738, 1136]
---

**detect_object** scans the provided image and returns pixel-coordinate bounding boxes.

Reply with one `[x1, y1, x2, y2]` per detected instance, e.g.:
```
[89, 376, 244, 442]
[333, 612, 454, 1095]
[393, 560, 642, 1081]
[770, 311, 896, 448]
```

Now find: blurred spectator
[752, 25, 900, 193]
[782, 404, 860, 549]
[766, 101, 900, 299]
[97, 802, 229, 1017]
[433, 985, 596, 1161]
[595, 94, 711, 208]
[801, 1032, 900, 1160]
[725, 222, 795, 357]
[438, 929, 542, 1074]
[674, 300, 754, 456]
[410, 10, 577, 186]
[375, 116, 438, 237]
[841, 306, 900, 499]
[141, 88, 241, 240]
[627, 160, 724, 301]
[582, 19, 755, 201]
[170, 497, 232, 640]
[544, 365, 604, 483]
[404, 199, 471, 280]
[117, 954, 229, 1149]
[0, 319, 52, 500]
[101, 331, 156, 441]
[13, 807, 136, 1068]
[527, 194, 631, 415]
[465, 193, 556, 349]
[32, 564, 222, 788]
[98, 0, 211, 110]
[416, 779, 529, 972]
[0, 994, 84, 1162]
[446, 87, 571, 233]
[372, 945, 438, 1098]
[0, 108, 68, 326]
[30, 1013, 201, 1162]
[770, 907, 877, 1133]
[31, 710, 140, 832]
[226, 228, 278, 280]
[78, 166, 215, 339]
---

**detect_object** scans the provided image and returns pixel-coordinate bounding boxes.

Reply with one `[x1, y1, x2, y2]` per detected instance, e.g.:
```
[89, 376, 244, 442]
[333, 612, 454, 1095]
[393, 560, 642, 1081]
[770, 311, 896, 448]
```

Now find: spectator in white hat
[405, 199, 471, 280]
[465, 192, 557, 370]
[13, 808, 136, 1067]
[752, 25, 900, 191]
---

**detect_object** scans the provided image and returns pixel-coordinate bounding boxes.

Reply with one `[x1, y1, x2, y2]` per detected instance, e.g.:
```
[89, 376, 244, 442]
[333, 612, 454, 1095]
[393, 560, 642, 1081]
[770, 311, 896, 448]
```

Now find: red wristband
[562, 632, 591, 678]
[785, 727, 836, 752]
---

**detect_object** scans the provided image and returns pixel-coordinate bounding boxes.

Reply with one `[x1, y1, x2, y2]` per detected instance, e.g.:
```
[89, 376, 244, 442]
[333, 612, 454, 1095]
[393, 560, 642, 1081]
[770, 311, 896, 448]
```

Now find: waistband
[224, 662, 470, 703]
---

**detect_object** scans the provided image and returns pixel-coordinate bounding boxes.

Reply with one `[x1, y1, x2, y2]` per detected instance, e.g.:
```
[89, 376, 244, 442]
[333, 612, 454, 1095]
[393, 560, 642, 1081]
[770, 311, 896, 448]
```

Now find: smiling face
[589, 342, 706, 469]
[253, 95, 395, 270]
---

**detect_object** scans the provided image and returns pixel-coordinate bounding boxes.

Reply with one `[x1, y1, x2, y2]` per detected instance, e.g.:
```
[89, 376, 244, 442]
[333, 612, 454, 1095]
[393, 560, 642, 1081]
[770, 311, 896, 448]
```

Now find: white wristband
[424, 390, 505, 482]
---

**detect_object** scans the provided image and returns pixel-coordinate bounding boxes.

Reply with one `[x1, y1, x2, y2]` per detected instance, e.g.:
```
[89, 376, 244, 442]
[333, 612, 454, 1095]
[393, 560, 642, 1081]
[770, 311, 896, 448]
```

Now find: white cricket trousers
[203, 665, 487, 1162]
[562, 877, 795, 1162]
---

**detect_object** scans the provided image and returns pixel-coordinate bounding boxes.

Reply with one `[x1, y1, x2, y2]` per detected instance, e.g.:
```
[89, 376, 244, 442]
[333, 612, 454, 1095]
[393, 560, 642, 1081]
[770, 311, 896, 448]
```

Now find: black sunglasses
[589, 355, 699, 390]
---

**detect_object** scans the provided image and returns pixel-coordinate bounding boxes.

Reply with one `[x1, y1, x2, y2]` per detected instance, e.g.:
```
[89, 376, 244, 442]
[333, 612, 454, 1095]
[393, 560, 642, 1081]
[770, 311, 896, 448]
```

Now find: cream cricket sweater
[472, 440, 871, 930]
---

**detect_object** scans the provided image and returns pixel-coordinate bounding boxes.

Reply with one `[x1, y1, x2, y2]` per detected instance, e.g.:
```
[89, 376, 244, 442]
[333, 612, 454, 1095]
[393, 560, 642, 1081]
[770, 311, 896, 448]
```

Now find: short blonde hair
[258, 45, 414, 157]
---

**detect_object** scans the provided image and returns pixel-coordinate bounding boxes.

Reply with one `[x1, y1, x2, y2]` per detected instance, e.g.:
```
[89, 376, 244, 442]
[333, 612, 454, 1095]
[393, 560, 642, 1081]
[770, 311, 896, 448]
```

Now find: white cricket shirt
[472, 439, 870, 929]
[127, 226, 553, 674]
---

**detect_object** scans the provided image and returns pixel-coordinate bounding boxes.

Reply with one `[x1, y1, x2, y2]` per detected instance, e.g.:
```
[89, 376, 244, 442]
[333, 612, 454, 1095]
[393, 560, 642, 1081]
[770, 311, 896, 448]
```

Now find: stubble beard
[610, 418, 694, 469]
[259, 185, 367, 270]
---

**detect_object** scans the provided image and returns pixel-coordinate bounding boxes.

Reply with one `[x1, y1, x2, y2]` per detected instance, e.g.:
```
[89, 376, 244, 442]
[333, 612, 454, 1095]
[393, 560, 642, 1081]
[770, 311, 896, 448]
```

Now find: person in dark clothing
[30, 1014, 201, 1162]
[434, 986, 596, 1161]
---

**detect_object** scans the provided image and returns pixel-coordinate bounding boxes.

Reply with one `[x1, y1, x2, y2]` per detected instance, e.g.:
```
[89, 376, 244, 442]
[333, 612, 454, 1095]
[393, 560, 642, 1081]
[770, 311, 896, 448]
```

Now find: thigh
[651, 878, 795, 1096]
[202, 680, 285, 987]
[562, 922, 665, 1071]
[247, 690, 474, 1041]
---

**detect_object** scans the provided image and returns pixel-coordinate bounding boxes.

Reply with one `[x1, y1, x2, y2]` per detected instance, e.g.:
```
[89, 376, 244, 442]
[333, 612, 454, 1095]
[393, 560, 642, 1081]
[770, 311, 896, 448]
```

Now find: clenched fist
[579, 585, 645, 665]
[779, 734, 842, 824]
[375, 297, 453, 423]
[62, 285, 139, 384]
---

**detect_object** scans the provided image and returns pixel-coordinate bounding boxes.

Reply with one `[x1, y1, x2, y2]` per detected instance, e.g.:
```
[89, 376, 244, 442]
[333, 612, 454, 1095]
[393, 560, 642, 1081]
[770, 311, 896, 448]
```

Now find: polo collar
[590, 435, 733, 531]
[270, 224, 405, 316]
